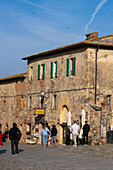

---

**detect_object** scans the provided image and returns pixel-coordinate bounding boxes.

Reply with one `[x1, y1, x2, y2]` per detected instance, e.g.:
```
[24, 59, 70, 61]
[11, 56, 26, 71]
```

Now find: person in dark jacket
[9, 123, 22, 156]
[66, 126, 70, 145]
[83, 121, 90, 145]
[51, 125, 57, 146]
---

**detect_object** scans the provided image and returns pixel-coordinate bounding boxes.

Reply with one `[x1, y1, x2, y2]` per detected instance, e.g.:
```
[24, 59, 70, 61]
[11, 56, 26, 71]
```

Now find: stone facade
[0, 73, 27, 142]
[1, 32, 113, 144]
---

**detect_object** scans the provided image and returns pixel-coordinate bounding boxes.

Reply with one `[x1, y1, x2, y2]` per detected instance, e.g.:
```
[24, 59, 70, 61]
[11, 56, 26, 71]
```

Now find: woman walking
[40, 123, 50, 147]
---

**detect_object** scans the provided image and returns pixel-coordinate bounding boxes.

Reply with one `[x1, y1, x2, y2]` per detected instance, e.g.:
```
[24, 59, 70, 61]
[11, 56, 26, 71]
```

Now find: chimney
[85, 32, 98, 40]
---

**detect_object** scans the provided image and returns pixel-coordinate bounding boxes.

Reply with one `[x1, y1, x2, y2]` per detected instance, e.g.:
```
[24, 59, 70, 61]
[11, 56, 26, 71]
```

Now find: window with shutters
[38, 65, 40, 80]
[51, 61, 57, 78]
[38, 64, 45, 80]
[66, 57, 76, 76]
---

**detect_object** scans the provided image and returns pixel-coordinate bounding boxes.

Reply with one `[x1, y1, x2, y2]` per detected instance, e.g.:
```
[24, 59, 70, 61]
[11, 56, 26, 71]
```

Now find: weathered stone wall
[26, 47, 93, 143]
[0, 76, 27, 142]
[87, 48, 113, 144]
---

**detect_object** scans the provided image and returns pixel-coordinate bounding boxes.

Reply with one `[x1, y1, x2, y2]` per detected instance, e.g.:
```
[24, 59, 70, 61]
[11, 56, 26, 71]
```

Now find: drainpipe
[95, 46, 99, 104]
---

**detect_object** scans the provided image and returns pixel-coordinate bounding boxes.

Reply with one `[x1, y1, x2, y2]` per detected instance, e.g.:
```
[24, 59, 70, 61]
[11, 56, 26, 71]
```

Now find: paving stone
[1, 142, 113, 169]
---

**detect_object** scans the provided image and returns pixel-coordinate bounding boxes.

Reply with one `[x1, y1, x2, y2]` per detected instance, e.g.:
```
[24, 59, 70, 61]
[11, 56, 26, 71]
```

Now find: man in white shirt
[71, 120, 80, 147]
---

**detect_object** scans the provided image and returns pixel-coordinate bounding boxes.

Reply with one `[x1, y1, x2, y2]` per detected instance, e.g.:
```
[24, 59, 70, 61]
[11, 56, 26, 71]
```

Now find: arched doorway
[60, 105, 69, 144]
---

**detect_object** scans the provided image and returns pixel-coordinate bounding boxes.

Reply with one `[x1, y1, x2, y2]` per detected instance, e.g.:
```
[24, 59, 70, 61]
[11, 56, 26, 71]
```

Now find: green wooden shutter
[66, 58, 69, 76]
[51, 62, 53, 78]
[55, 61, 57, 78]
[72, 57, 76, 75]
[42, 64, 45, 79]
[38, 65, 40, 80]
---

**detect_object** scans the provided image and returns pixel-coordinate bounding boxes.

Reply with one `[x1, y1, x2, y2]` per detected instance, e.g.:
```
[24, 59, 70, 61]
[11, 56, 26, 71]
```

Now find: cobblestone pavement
[0, 142, 113, 170]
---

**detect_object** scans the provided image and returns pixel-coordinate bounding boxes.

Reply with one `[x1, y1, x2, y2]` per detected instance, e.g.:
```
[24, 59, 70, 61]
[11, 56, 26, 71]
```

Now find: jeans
[52, 136, 56, 145]
[42, 135, 48, 146]
[11, 139, 18, 155]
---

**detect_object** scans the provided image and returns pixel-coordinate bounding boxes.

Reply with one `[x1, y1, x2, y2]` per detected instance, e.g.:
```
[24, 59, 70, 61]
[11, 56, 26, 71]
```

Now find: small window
[52, 94, 57, 110]
[29, 66, 33, 81]
[28, 96, 32, 109]
[51, 61, 57, 78]
[3, 100, 6, 112]
[38, 64, 45, 79]
[107, 95, 112, 111]
[66, 57, 76, 76]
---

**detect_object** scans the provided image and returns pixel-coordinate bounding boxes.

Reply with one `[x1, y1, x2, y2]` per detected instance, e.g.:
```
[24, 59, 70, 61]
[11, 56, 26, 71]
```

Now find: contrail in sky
[85, 0, 108, 32]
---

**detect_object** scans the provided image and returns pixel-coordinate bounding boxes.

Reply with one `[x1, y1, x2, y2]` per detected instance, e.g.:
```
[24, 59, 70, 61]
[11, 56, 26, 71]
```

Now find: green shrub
[88, 136, 92, 145]
[95, 142, 100, 145]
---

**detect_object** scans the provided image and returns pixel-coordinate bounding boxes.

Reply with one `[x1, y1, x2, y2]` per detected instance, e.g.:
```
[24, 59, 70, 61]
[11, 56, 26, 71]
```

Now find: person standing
[71, 120, 80, 147]
[0, 130, 3, 146]
[9, 123, 22, 156]
[40, 123, 51, 147]
[51, 125, 57, 146]
[66, 126, 70, 145]
[83, 121, 90, 145]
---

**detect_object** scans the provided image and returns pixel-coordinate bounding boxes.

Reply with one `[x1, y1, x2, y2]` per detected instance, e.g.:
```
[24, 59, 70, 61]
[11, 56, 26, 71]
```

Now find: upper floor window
[52, 94, 57, 110]
[51, 61, 57, 78]
[66, 57, 76, 76]
[28, 96, 32, 109]
[29, 66, 33, 81]
[38, 64, 45, 80]
[3, 100, 6, 112]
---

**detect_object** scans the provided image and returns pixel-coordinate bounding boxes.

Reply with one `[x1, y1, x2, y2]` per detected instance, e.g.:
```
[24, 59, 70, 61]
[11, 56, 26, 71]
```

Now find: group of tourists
[0, 120, 90, 155]
[40, 120, 90, 148]
[66, 120, 90, 147]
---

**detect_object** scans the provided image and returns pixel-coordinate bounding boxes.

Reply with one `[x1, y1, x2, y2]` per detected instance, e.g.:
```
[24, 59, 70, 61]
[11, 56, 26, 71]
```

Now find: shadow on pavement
[0, 149, 7, 154]
[18, 149, 24, 153]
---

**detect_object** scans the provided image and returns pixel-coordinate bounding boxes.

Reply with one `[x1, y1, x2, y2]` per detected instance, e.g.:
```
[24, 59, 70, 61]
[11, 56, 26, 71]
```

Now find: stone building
[22, 32, 113, 144]
[1, 32, 113, 144]
[0, 72, 27, 142]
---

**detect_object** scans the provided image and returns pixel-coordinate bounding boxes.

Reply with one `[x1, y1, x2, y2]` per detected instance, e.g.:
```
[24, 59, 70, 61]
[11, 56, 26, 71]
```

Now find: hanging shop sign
[34, 108, 45, 115]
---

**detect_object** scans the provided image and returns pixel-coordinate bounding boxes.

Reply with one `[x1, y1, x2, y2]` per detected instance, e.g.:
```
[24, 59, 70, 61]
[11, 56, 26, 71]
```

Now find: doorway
[60, 105, 69, 144]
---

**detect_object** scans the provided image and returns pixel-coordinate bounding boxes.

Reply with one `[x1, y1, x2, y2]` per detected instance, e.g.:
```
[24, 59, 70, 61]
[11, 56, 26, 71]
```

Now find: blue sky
[0, 0, 113, 78]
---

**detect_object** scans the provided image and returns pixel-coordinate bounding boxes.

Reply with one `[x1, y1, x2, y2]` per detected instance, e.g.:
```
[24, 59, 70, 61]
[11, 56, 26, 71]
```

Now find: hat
[74, 120, 77, 123]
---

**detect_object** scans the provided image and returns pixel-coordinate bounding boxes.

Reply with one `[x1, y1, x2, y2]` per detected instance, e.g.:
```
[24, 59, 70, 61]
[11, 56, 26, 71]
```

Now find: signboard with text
[34, 108, 45, 115]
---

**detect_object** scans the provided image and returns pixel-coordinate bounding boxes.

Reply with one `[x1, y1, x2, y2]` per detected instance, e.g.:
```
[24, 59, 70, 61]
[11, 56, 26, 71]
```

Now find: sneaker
[15, 154, 18, 156]
[73, 145, 77, 147]
[12, 154, 15, 156]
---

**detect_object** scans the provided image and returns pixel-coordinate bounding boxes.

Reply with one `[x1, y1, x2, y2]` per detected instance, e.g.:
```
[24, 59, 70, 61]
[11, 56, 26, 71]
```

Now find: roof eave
[0, 72, 27, 82]
[22, 41, 113, 61]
